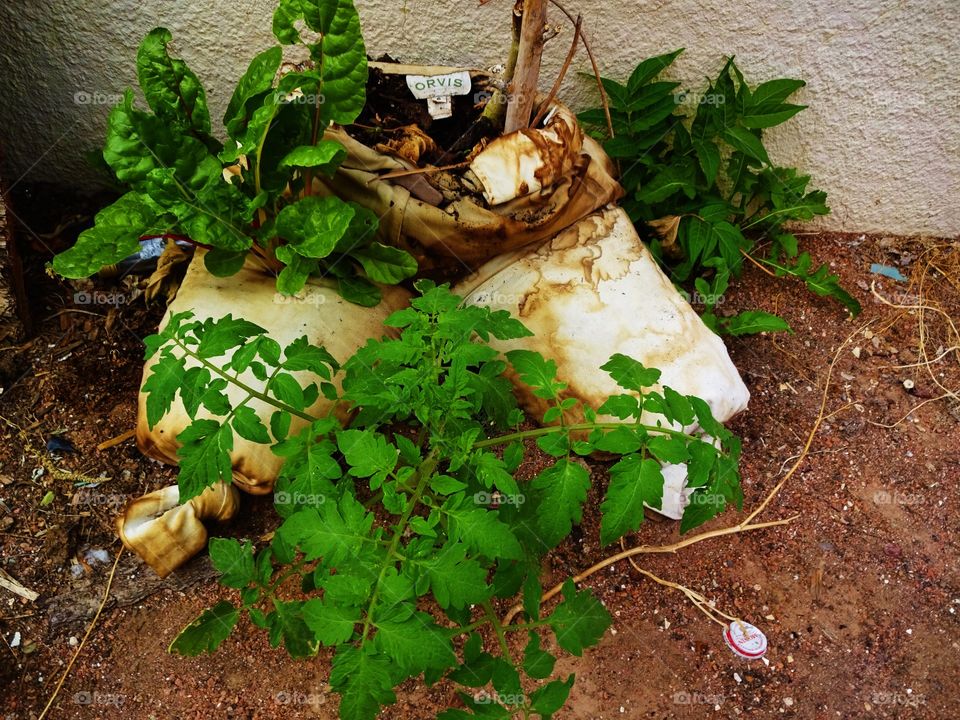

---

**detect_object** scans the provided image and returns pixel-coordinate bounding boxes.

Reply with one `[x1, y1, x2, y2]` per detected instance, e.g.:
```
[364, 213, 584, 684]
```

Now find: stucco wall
[0, 0, 957, 236]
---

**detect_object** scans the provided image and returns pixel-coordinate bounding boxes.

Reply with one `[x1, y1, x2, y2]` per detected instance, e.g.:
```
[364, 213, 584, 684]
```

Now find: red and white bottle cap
[724, 621, 767, 659]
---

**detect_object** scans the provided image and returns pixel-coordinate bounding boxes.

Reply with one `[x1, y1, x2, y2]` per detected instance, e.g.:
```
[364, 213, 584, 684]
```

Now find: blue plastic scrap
[870, 264, 907, 282]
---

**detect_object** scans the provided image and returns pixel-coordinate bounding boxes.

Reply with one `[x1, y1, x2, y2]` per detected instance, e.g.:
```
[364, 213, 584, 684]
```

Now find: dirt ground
[0, 209, 957, 720]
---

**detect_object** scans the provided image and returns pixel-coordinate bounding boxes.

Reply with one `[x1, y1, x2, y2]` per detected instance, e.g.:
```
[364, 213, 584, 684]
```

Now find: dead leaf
[374, 125, 439, 166]
[144, 240, 192, 304]
[648, 215, 682, 257]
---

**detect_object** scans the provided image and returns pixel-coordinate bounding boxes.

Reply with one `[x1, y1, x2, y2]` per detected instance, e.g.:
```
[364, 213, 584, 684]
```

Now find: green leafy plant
[580, 50, 861, 330]
[146, 282, 743, 719]
[52, 0, 416, 306]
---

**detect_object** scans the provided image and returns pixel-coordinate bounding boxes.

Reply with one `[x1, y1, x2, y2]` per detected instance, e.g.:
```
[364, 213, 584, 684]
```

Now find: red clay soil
[0, 231, 957, 720]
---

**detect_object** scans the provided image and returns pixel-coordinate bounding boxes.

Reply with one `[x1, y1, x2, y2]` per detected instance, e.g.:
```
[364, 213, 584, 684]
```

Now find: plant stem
[448, 617, 547, 638]
[473, 421, 693, 449]
[361, 452, 439, 641]
[548, 0, 613, 138]
[267, 556, 311, 595]
[169, 337, 316, 423]
[481, 2, 523, 130]
[482, 599, 515, 664]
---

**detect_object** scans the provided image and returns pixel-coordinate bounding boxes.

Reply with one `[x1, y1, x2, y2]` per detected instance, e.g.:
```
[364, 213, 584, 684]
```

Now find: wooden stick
[96, 428, 136, 451]
[371, 161, 471, 183]
[0, 568, 39, 602]
[504, 0, 548, 133]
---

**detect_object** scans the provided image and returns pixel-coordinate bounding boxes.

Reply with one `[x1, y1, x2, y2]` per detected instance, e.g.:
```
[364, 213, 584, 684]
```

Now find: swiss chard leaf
[272, 0, 368, 125]
[52, 193, 162, 279]
[136, 27, 213, 138]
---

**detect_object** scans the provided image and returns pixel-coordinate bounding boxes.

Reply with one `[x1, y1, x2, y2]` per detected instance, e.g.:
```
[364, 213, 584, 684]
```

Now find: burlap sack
[117, 482, 240, 578]
[121, 252, 410, 575]
[135, 251, 411, 495]
[454, 206, 750, 426]
[454, 206, 751, 520]
[316, 99, 623, 277]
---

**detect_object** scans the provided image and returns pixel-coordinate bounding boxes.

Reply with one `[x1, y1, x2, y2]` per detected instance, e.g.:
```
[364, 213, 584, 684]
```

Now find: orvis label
[405, 71, 472, 100]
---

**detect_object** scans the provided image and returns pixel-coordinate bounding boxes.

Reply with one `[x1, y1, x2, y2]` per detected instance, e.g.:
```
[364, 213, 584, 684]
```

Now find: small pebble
[784, 697, 794, 707]
[903, 379, 915, 390]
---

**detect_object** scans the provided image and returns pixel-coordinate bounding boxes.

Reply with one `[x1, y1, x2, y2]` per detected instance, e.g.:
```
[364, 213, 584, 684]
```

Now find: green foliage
[52, 0, 415, 306]
[581, 51, 861, 332]
[156, 283, 744, 719]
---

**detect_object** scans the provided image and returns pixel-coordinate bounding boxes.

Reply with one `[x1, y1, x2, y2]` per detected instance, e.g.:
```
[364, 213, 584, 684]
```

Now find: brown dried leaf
[374, 124, 439, 166]
[144, 241, 192, 305]
[648, 215, 682, 257]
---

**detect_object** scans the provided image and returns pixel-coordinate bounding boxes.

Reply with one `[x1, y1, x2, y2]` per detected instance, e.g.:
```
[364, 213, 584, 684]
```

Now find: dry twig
[530, 14, 581, 128]
[38, 548, 123, 720]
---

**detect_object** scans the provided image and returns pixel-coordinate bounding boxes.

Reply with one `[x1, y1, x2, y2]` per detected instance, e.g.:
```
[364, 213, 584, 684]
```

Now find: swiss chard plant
[53, 0, 416, 306]
[581, 50, 861, 333]
[145, 282, 743, 719]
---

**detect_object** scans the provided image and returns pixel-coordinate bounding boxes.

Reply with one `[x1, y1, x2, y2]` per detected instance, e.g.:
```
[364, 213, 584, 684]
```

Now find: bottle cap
[724, 621, 767, 659]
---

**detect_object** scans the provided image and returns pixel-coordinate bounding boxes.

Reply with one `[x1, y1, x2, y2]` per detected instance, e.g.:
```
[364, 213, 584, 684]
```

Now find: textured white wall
[0, 0, 957, 236]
